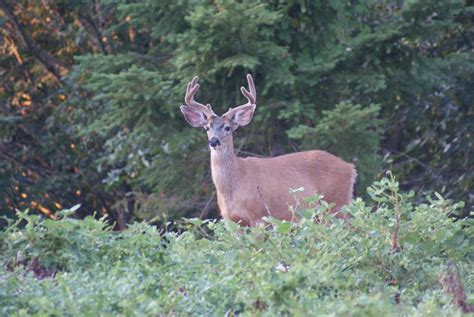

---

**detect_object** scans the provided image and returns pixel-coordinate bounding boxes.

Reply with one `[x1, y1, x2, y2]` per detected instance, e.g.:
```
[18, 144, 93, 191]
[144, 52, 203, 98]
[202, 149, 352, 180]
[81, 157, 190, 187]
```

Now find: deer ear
[180, 105, 208, 127]
[229, 104, 256, 127]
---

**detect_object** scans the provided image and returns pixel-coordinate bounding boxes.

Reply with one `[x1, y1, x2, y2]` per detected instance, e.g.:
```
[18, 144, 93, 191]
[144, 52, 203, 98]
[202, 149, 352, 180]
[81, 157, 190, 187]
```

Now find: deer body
[180, 74, 356, 226]
[211, 147, 356, 226]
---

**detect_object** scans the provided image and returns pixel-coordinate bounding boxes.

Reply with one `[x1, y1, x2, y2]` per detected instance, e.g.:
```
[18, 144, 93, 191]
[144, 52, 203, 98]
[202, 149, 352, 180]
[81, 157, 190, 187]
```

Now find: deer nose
[209, 137, 221, 148]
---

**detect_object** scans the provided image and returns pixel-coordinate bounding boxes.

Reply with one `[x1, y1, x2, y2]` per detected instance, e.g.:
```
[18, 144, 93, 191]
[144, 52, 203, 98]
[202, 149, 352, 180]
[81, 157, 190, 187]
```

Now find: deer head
[180, 74, 257, 150]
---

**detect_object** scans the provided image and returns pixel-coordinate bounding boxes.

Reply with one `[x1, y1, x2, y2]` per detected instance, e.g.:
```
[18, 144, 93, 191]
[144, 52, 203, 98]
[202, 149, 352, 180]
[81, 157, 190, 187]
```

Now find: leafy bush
[2, 0, 472, 225]
[1, 175, 472, 316]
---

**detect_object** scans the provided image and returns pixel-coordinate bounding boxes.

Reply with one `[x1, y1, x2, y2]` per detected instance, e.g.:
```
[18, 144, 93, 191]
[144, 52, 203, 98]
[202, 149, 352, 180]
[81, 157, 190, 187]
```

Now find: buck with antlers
[180, 74, 356, 226]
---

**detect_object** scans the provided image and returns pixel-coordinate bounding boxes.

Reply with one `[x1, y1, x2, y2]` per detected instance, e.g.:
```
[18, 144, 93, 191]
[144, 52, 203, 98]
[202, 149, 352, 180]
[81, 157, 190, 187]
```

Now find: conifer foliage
[0, 0, 472, 224]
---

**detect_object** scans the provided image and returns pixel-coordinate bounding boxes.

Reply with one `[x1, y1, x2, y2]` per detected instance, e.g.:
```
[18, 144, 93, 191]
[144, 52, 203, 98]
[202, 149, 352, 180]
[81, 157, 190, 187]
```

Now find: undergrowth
[1, 174, 473, 316]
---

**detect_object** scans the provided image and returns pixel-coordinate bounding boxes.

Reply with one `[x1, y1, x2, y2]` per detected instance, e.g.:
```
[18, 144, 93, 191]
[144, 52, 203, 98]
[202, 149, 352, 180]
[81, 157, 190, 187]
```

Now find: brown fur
[211, 146, 356, 226]
[180, 74, 357, 226]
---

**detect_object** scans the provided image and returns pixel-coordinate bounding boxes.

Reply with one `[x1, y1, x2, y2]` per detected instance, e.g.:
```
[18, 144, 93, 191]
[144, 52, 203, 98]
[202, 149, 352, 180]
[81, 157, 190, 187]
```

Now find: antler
[184, 76, 215, 117]
[223, 74, 257, 117]
[238, 74, 256, 107]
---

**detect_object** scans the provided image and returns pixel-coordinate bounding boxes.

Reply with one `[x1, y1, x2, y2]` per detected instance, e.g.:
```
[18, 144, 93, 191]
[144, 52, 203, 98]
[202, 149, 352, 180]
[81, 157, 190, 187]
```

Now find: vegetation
[1, 1, 472, 314]
[1, 176, 472, 315]
[1, 1, 472, 226]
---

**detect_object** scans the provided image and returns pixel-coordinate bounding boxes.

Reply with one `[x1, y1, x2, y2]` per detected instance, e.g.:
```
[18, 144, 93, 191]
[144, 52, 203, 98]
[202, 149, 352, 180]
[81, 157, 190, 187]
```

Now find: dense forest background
[1, 0, 472, 229]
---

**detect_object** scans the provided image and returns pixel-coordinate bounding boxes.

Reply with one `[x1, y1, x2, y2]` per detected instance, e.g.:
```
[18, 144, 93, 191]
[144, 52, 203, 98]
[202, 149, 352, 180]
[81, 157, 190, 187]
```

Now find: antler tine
[184, 76, 214, 116]
[239, 74, 257, 106]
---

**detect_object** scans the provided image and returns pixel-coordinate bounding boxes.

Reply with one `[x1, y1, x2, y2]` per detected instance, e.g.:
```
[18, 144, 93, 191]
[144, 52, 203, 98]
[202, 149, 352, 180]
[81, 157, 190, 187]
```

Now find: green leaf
[276, 221, 292, 234]
[296, 208, 314, 219]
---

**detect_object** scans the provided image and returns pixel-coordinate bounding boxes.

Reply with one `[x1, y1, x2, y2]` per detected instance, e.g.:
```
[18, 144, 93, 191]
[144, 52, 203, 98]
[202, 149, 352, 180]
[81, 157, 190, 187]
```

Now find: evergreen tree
[1, 0, 472, 224]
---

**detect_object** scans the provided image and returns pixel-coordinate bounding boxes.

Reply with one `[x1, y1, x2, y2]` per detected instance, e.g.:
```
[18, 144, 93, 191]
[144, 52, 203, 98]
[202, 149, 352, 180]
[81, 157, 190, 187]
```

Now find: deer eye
[204, 126, 210, 131]
[224, 126, 231, 131]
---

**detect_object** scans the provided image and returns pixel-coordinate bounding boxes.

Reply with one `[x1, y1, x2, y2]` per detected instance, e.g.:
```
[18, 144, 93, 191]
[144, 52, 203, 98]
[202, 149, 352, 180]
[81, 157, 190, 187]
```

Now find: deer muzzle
[209, 137, 221, 148]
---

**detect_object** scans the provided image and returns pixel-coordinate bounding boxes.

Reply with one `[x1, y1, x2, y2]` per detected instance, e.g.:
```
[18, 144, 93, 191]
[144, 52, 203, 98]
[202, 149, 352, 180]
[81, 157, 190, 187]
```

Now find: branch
[0, 151, 42, 179]
[4, 33, 23, 64]
[0, 0, 69, 81]
[77, 11, 109, 55]
[199, 191, 216, 219]
[439, 262, 474, 313]
[1, 30, 34, 83]
[391, 212, 400, 252]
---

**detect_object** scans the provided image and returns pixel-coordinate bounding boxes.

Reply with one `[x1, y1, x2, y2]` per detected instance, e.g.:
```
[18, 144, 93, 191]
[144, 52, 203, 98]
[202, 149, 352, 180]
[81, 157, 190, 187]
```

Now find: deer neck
[210, 145, 239, 200]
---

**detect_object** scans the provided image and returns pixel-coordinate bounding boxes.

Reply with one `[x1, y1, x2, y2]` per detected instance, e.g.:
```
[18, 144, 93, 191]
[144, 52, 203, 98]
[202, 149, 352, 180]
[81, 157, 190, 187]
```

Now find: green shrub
[1, 175, 472, 316]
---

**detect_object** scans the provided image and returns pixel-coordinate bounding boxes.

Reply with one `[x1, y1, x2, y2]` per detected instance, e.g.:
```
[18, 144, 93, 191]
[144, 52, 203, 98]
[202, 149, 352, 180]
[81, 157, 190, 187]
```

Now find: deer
[180, 74, 356, 226]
